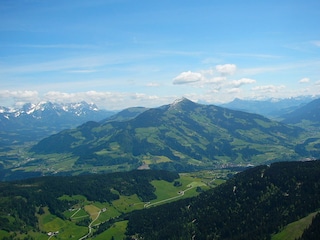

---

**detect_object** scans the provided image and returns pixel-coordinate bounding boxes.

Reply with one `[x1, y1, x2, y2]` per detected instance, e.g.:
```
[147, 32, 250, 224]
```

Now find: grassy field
[94, 221, 128, 240]
[19, 167, 317, 240]
[38, 207, 88, 239]
[272, 211, 318, 240]
[0, 169, 232, 239]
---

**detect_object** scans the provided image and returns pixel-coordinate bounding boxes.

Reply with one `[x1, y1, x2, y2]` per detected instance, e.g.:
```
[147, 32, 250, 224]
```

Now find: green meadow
[9, 170, 229, 239]
[272, 211, 319, 240]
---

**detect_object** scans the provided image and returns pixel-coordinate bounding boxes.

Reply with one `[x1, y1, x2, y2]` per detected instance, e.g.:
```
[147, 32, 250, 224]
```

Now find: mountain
[220, 96, 316, 118]
[281, 98, 320, 125]
[101, 106, 149, 123]
[0, 101, 116, 145]
[126, 160, 320, 240]
[29, 98, 304, 174]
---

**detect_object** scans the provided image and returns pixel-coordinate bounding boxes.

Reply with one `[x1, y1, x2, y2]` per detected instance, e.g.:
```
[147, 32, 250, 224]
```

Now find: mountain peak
[169, 97, 198, 111]
[172, 97, 189, 105]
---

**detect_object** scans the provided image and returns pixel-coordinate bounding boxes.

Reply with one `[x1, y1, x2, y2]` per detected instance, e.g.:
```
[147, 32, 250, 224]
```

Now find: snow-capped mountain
[0, 101, 116, 145]
[2, 101, 101, 119]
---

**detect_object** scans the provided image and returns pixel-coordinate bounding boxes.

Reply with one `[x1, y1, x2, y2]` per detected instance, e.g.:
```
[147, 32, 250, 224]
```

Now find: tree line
[125, 160, 320, 240]
[0, 170, 179, 234]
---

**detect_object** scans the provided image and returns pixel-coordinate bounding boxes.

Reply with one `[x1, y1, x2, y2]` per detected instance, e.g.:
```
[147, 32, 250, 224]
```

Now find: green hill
[0, 170, 179, 239]
[29, 98, 304, 174]
[0, 169, 226, 239]
[1, 161, 319, 239]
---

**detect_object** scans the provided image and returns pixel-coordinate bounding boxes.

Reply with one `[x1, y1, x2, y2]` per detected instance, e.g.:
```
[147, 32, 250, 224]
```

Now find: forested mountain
[125, 160, 320, 240]
[30, 98, 304, 173]
[1, 160, 319, 239]
[0, 101, 115, 145]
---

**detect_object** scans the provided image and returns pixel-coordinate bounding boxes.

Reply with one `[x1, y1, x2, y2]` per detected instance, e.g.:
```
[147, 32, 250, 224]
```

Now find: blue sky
[1, 0, 320, 110]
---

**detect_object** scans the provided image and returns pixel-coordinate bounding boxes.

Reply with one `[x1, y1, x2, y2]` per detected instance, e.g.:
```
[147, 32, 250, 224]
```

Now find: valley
[0, 169, 231, 239]
[1, 98, 320, 181]
[1, 161, 318, 239]
[0, 97, 320, 239]
[2, 1, 320, 239]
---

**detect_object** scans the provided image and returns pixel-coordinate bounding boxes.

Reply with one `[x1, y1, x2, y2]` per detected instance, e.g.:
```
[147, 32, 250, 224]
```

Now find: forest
[0, 170, 179, 234]
[1, 161, 320, 239]
[125, 160, 320, 240]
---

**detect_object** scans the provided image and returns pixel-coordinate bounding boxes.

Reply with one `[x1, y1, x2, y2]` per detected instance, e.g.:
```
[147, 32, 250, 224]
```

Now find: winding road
[78, 210, 101, 240]
[144, 184, 195, 208]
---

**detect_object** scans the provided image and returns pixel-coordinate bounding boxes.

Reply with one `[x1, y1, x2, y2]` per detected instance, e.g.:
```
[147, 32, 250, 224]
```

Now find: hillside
[1, 160, 319, 239]
[126, 160, 320, 240]
[281, 98, 320, 125]
[101, 106, 148, 123]
[0, 169, 222, 239]
[29, 98, 304, 174]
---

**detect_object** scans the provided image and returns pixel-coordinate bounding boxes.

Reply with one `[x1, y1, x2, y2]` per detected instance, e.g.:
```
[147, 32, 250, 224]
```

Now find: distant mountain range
[30, 98, 307, 174]
[220, 96, 317, 118]
[0, 101, 115, 145]
[281, 98, 320, 125]
[1, 97, 319, 179]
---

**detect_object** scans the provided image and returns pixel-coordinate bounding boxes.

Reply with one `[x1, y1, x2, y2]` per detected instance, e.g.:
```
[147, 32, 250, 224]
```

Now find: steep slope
[126, 160, 320, 240]
[280, 98, 320, 160]
[30, 98, 304, 172]
[281, 98, 320, 125]
[100, 106, 148, 123]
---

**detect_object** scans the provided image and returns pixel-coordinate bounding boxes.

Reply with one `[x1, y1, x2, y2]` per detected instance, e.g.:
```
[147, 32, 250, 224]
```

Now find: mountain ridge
[0, 101, 116, 145]
[281, 98, 320, 125]
[219, 96, 317, 118]
[30, 98, 305, 173]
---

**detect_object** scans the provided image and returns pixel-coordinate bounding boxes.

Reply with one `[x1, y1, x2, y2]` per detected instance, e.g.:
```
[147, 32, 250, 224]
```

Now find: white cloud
[42, 91, 170, 110]
[0, 90, 39, 104]
[231, 78, 256, 87]
[299, 77, 310, 83]
[251, 85, 286, 93]
[215, 64, 237, 75]
[172, 71, 203, 84]
[200, 68, 215, 76]
[227, 88, 241, 94]
[173, 64, 237, 86]
[146, 82, 160, 87]
[206, 76, 227, 84]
